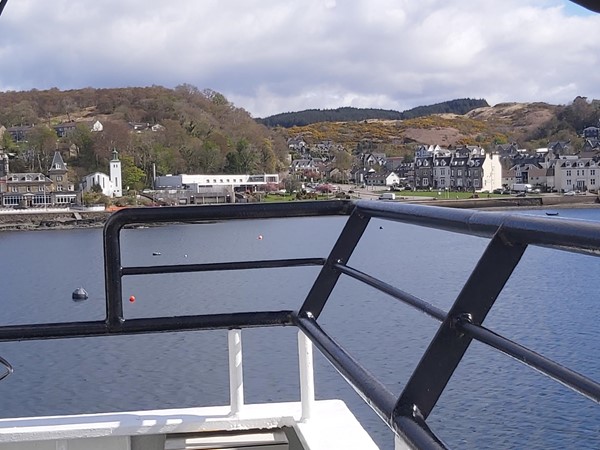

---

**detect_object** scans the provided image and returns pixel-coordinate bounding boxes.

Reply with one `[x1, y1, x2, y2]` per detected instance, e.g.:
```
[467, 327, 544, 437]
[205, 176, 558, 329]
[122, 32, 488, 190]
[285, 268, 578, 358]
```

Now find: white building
[109, 149, 122, 197]
[80, 149, 123, 198]
[480, 153, 503, 192]
[154, 173, 279, 191]
[364, 171, 400, 187]
[554, 158, 600, 192]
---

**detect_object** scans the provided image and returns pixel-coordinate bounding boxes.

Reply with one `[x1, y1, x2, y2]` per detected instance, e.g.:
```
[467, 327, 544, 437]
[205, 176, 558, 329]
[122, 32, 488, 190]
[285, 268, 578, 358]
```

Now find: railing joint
[451, 312, 473, 336]
[411, 404, 425, 421]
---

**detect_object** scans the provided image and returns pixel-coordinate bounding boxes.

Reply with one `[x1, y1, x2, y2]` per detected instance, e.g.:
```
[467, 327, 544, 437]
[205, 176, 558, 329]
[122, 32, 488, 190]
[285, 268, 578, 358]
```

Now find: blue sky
[561, 0, 596, 15]
[0, 0, 599, 118]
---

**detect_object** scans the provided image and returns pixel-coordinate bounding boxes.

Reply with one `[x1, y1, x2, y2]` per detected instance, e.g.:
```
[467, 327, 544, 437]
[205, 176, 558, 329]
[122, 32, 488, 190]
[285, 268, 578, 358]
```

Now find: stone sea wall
[0, 211, 110, 231]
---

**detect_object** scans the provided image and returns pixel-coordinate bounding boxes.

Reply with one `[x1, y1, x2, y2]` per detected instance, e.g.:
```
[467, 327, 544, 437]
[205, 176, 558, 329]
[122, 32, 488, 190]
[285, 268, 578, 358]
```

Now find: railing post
[298, 330, 315, 421]
[228, 329, 244, 415]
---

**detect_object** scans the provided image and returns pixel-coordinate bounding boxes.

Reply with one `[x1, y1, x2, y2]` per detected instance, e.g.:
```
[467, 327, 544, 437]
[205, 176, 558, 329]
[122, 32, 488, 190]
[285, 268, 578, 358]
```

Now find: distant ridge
[257, 98, 489, 128]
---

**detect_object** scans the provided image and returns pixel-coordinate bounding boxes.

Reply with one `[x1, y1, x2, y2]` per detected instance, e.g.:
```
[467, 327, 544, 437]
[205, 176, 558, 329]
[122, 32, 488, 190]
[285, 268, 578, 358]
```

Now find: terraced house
[416, 145, 502, 193]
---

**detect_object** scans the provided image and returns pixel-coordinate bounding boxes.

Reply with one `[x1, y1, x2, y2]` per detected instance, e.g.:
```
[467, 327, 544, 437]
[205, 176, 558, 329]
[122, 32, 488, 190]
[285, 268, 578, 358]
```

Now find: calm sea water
[0, 207, 599, 449]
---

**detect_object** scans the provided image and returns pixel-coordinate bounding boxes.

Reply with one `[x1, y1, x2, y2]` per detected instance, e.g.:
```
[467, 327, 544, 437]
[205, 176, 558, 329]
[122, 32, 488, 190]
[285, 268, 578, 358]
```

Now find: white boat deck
[0, 399, 379, 450]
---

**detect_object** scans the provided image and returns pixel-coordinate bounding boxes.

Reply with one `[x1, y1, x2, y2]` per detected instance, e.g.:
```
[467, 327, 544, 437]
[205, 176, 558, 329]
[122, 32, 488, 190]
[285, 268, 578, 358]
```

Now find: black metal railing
[1, 200, 599, 450]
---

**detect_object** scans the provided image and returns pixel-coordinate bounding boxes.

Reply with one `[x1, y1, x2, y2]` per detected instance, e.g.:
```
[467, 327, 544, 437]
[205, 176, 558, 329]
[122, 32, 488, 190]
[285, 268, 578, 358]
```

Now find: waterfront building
[554, 158, 600, 192]
[80, 149, 123, 198]
[0, 150, 77, 207]
[47, 151, 77, 205]
[151, 173, 280, 204]
[364, 171, 400, 187]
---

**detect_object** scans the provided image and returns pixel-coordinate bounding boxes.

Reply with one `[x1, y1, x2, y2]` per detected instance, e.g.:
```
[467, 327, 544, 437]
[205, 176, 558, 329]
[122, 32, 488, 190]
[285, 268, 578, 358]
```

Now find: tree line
[257, 98, 489, 128]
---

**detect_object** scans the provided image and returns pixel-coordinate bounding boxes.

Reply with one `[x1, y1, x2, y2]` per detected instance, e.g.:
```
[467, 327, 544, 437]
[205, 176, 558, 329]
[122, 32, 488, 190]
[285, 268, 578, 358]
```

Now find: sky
[0, 0, 599, 118]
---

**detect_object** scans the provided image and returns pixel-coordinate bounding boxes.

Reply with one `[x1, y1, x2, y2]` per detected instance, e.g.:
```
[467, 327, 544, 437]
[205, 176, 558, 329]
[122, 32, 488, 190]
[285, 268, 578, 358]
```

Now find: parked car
[564, 191, 575, 196]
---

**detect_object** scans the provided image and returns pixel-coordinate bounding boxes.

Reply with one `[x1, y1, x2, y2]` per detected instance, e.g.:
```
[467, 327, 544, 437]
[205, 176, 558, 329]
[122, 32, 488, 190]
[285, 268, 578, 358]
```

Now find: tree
[120, 154, 146, 191]
[61, 97, 78, 121]
[203, 89, 230, 107]
[11, 100, 38, 125]
[71, 124, 96, 170]
[0, 131, 17, 152]
[224, 138, 257, 174]
[332, 149, 353, 183]
[198, 140, 223, 173]
[93, 121, 131, 164]
[283, 177, 302, 194]
[28, 124, 58, 172]
[258, 138, 277, 173]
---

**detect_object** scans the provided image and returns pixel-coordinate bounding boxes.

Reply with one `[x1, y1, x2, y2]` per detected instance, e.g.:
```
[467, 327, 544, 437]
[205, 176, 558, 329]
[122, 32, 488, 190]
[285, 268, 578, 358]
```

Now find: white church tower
[110, 148, 123, 198]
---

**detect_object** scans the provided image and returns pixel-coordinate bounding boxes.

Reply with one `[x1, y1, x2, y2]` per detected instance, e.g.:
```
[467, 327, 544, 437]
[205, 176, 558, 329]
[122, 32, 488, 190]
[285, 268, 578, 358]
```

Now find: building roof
[49, 151, 67, 172]
[7, 173, 51, 182]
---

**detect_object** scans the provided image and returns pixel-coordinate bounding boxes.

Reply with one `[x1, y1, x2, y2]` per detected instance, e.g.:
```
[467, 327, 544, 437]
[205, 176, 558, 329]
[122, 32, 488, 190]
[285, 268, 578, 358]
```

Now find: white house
[365, 171, 400, 187]
[554, 158, 600, 192]
[479, 153, 503, 192]
[80, 149, 122, 198]
[91, 120, 104, 132]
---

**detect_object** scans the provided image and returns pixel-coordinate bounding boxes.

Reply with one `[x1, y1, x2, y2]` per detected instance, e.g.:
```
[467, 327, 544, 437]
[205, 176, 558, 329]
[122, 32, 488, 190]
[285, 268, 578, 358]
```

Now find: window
[567, 170, 572, 176]
[10, 187, 19, 193]
[422, 178, 429, 186]
[457, 170, 462, 177]
[38, 186, 44, 192]
[56, 176, 63, 182]
[3, 195, 20, 205]
[26, 186, 31, 192]
[591, 179, 596, 185]
[567, 179, 571, 185]
[57, 185, 63, 191]
[592, 170, 596, 176]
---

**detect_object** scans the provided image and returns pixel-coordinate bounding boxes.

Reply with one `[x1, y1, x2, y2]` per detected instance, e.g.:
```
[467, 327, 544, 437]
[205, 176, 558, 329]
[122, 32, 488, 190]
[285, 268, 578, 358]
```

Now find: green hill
[257, 98, 489, 127]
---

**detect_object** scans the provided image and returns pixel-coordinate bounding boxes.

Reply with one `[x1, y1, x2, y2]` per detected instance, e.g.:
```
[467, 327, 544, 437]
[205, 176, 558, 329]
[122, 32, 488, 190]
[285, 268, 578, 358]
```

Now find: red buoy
[129, 295, 136, 303]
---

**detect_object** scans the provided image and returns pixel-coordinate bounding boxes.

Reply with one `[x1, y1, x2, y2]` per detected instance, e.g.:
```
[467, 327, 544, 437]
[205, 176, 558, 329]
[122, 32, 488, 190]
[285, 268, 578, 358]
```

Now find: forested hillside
[0, 85, 287, 190]
[257, 98, 489, 127]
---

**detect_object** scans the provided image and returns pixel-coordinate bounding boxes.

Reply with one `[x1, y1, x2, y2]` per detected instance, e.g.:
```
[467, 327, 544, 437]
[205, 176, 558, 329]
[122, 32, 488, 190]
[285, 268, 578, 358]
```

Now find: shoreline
[0, 196, 597, 232]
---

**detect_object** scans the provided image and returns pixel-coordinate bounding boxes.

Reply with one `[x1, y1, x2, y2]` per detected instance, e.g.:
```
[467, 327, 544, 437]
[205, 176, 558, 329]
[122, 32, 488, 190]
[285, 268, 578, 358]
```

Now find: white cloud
[0, 0, 598, 117]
